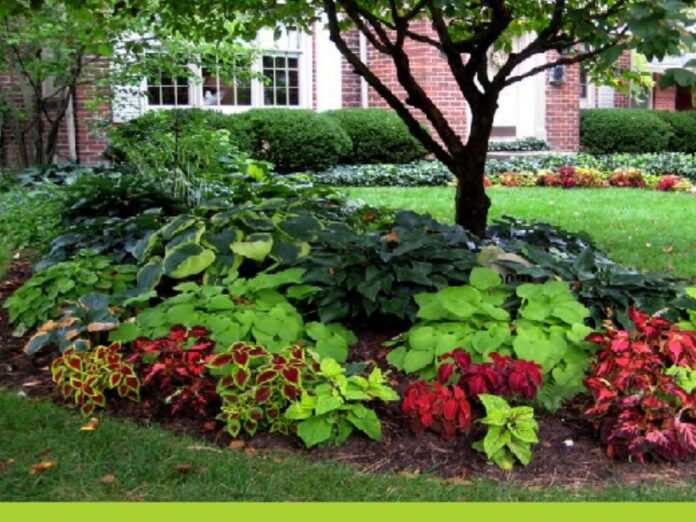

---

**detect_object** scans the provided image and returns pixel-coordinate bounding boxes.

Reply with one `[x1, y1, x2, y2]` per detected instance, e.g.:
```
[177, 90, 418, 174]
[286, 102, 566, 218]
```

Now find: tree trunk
[452, 96, 497, 237]
[453, 149, 490, 238]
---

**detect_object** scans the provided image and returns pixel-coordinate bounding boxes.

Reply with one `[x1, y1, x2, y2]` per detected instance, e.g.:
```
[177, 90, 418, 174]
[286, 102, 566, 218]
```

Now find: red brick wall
[341, 29, 363, 108]
[545, 52, 580, 151]
[613, 51, 632, 108]
[653, 74, 676, 111]
[366, 19, 468, 144]
[1, 63, 110, 168]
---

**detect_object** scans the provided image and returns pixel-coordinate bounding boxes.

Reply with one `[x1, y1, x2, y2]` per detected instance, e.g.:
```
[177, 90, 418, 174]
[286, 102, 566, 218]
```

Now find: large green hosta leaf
[163, 242, 216, 278]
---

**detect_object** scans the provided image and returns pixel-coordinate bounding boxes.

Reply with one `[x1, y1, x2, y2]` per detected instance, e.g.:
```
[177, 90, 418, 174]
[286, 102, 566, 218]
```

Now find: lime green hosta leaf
[163, 243, 215, 279]
[469, 267, 502, 291]
[408, 325, 436, 351]
[403, 348, 434, 374]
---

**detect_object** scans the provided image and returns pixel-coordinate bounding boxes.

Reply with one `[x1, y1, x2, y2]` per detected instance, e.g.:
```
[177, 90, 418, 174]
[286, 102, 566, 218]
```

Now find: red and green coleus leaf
[233, 367, 250, 388]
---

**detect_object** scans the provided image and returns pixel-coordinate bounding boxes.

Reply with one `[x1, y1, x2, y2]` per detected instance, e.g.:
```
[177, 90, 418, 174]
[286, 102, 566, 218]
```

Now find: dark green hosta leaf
[137, 257, 163, 291]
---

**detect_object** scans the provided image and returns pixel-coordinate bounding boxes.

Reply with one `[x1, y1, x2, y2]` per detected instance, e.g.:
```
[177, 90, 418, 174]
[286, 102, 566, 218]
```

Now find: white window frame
[140, 26, 312, 114]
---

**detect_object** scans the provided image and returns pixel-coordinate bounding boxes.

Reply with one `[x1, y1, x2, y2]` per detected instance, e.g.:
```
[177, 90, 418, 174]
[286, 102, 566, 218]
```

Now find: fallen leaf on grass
[186, 445, 223, 453]
[228, 440, 246, 451]
[202, 421, 217, 432]
[398, 470, 421, 479]
[101, 474, 117, 484]
[172, 463, 204, 474]
[244, 447, 257, 456]
[662, 246, 674, 254]
[80, 418, 100, 431]
[30, 460, 57, 474]
[272, 457, 285, 464]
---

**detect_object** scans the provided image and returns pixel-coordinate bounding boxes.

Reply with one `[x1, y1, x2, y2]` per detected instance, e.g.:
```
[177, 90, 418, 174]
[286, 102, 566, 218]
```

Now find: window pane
[288, 57, 298, 69]
[202, 68, 219, 106]
[147, 86, 161, 105]
[160, 74, 174, 87]
[275, 88, 287, 105]
[237, 87, 252, 105]
[264, 87, 274, 105]
[263, 56, 273, 68]
[176, 86, 189, 105]
[275, 70, 287, 87]
[161, 87, 176, 105]
[289, 70, 298, 88]
[275, 56, 286, 68]
[289, 88, 299, 106]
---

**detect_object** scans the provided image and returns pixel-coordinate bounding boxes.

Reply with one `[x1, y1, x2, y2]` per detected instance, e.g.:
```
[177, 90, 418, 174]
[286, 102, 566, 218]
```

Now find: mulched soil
[1, 257, 696, 490]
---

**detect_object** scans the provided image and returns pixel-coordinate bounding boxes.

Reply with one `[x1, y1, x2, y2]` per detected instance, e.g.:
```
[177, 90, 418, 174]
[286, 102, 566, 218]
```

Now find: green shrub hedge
[656, 111, 696, 153]
[580, 109, 672, 154]
[324, 108, 427, 164]
[233, 109, 352, 173]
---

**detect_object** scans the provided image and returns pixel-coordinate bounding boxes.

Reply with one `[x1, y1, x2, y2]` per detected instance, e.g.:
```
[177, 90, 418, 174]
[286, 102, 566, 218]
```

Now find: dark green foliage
[656, 111, 696, 153]
[324, 108, 427, 165]
[234, 109, 352, 173]
[14, 163, 110, 188]
[4, 251, 135, 334]
[108, 108, 252, 161]
[0, 187, 66, 251]
[296, 211, 478, 322]
[488, 137, 548, 152]
[488, 217, 685, 329]
[580, 109, 671, 154]
[313, 161, 454, 187]
[62, 172, 186, 223]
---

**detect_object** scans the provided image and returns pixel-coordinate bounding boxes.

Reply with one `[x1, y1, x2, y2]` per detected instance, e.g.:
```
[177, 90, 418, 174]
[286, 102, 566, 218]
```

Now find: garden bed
[2, 257, 695, 489]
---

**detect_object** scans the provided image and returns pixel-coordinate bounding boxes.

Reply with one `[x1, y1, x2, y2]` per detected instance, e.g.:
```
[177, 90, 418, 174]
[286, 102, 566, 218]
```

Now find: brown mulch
[1, 258, 696, 490]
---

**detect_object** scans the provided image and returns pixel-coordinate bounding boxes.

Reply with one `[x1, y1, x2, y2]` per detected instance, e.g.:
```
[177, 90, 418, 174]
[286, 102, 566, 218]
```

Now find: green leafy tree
[0, 0, 255, 168]
[222, 0, 696, 235]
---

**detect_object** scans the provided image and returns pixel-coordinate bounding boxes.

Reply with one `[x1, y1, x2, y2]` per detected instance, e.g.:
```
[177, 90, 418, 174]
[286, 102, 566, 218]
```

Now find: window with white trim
[138, 27, 307, 112]
[146, 67, 191, 107]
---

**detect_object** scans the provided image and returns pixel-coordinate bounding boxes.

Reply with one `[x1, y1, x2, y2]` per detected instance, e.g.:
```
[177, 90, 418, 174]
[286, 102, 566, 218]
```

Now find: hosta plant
[388, 268, 594, 411]
[584, 308, 696, 461]
[51, 343, 140, 416]
[284, 358, 399, 448]
[5, 250, 135, 334]
[24, 293, 121, 356]
[473, 394, 539, 470]
[130, 325, 218, 416]
[111, 270, 355, 360]
[208, 342, 320, 437]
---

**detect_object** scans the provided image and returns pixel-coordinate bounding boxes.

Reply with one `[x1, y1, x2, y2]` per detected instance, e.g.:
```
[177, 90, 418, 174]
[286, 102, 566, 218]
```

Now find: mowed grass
[345, 187, 696, 281]
[2, 390, 696, 501]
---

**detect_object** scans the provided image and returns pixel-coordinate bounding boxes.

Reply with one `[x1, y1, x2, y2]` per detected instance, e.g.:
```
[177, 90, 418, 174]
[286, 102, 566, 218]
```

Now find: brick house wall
[613, 51, 632, 108]
[545, 52, 580, 151]
[341, 29, 363, 108]
[366, 18, 469, 146]
[653, 74, 677, 111]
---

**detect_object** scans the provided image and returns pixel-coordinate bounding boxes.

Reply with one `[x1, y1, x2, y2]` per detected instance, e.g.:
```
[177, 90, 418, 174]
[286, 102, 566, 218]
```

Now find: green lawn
[346, 187, 696, 281]
[2, 390, 696, 501]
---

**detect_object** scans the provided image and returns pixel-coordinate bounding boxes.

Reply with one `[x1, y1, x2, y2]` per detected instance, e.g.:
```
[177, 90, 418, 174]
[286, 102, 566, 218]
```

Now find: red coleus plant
[656, 175, 683, 192]
[207, 342, 320, 437]
[402, 381, 472, 441]
[438, 349, 544, 401]
[584, 308, 696, 461]
[129, 325, 217, 417]
[402, 349, 543, 441]
[608, 169, 646, 188]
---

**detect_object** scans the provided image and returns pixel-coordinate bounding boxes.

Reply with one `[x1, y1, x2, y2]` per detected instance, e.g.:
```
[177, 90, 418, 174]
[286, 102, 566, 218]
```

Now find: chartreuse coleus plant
[208, 342, 320, 437]
[4, 249, 136, 335]
[284, 358, 399, 448]
[472, 394, 539, 470]
[388, 267, 596, 411]
[111, 269, 356, 359]
[50, 342, 140, 416]
[677, 288, 696, 330]
[24, 293, 121, 356]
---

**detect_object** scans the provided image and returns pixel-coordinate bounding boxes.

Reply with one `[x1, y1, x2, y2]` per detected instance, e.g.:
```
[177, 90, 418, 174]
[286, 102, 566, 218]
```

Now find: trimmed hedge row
[580, 108, 696, 154]
[109, 108, 427, 173]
